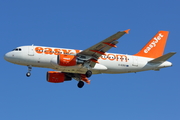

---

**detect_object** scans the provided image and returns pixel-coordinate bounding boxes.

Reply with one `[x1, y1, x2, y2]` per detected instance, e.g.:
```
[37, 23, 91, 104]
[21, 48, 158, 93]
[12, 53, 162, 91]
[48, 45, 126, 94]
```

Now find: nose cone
[4, 52, 13, 62]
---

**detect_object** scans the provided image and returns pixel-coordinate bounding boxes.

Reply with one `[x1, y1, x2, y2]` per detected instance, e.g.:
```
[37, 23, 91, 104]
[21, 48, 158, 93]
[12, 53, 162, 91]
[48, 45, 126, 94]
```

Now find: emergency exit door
[28, 45, 34, 56]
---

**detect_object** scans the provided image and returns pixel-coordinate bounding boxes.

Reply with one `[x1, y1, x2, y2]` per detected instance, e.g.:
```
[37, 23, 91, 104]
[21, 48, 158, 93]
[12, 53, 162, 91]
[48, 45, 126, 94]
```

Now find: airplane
[4, 29, 176, 88]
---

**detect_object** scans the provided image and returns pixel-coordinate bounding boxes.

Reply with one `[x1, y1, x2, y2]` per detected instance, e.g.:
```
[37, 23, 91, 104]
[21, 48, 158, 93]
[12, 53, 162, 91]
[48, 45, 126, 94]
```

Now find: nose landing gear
[26, 72, 31, 77]
[26, 65, 32, 77]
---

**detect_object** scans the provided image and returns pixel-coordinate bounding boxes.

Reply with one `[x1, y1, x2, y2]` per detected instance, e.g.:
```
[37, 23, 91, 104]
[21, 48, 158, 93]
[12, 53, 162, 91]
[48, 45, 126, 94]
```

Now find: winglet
[124, 29, 130, 34]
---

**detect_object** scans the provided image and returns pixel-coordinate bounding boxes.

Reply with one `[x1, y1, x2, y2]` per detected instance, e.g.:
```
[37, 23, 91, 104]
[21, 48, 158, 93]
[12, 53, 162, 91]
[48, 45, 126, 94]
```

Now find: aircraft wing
[77, 29, 130, 67]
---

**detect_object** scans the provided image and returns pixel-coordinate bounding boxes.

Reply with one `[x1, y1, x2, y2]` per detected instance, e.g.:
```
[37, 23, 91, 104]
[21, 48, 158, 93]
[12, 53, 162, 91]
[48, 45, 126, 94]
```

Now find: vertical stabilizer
[135, 31, 169, 58]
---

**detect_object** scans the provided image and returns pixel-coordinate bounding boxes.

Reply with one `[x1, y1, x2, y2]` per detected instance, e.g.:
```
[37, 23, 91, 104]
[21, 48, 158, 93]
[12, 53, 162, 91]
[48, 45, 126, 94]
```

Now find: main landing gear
[77, 81, 84, 88]
[77, 70, 92, 88]
[26, 65, 32, 77]
[85, 70, 92, 78]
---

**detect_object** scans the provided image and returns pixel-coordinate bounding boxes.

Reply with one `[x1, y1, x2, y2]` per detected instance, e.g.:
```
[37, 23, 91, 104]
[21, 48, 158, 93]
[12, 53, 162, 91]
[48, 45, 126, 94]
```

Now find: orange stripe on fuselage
[34, 47, 128, 62]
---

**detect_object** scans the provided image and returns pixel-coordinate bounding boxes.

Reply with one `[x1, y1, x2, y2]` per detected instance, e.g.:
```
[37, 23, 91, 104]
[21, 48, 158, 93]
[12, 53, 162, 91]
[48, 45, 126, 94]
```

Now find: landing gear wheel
[26, 65, 32, 77]
[85, 70, 92, 78]
[26, 72, 31, 77]
[77, 81, 84, 88]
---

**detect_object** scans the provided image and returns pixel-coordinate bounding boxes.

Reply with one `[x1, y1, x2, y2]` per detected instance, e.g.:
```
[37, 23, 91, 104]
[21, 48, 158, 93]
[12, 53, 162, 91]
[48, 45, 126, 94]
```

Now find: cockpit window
[12, 48, 22, 51]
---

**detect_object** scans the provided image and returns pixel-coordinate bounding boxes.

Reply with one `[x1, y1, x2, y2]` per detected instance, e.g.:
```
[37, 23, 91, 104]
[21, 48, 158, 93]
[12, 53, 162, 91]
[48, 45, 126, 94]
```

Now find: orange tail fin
[134, 31, 169, 58]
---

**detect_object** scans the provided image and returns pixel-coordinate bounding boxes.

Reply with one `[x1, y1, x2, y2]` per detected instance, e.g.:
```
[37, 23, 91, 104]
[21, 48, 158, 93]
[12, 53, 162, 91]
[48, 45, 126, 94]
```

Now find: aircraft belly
[52, 65, 102, 74]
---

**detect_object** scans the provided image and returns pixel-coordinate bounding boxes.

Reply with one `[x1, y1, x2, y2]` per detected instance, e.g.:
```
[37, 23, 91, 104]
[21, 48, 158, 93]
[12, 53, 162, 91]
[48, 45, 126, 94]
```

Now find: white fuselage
[4, 45, 172, 74]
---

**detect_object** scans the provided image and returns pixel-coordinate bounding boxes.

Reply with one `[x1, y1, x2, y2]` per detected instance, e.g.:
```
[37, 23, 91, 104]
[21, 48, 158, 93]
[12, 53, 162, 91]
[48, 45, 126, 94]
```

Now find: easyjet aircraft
[4, 29, 176, 88]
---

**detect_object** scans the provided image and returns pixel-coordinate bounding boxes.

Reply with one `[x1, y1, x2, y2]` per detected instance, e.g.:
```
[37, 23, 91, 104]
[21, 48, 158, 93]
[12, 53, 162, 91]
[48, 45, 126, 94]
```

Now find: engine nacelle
[57, 54, 77, 66]
[57, 54, 84, 66]
[47, 71, 72, 83]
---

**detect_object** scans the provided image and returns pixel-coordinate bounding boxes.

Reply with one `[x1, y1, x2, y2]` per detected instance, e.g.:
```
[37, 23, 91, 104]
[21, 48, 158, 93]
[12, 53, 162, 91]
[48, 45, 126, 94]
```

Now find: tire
[77, 81, 84, 88]
[85, 70, 92, 78]
[26, 72, 31, 77]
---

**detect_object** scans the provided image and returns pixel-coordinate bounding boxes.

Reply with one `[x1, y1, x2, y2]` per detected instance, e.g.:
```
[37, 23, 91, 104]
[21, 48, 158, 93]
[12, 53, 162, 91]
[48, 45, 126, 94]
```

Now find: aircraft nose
[4, 52, 13, 62]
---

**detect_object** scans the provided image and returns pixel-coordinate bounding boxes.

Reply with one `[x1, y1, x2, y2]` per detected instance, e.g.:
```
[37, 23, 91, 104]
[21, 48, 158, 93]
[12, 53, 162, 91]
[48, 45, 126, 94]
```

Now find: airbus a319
[4, 29, 176, 88]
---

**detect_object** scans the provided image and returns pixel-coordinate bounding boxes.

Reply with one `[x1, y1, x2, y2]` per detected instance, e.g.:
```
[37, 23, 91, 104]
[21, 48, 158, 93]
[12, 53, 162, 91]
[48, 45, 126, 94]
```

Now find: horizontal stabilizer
[148, 52, 176, 63]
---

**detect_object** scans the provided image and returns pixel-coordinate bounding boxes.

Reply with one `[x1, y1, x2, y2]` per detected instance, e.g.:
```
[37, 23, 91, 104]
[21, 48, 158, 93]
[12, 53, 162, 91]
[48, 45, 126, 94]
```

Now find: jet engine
[47, 71, 72, 83]
[57, 54, 83, 66]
